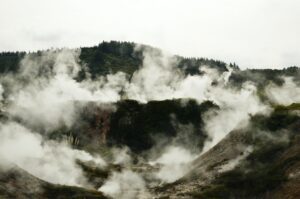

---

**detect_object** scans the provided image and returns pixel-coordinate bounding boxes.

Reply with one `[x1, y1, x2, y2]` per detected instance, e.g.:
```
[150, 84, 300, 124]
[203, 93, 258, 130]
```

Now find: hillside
[0, 41, 300, 199]
[0, 165, 107, 199]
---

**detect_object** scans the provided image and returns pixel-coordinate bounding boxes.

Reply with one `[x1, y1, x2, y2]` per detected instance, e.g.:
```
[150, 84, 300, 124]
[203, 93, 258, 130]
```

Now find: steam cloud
[0, 44, 291, 198]
[99, 170, 150, 199]
[266, 77, 300, 105]
[0, 122, 106, 187]
[149, 146, 197, 183]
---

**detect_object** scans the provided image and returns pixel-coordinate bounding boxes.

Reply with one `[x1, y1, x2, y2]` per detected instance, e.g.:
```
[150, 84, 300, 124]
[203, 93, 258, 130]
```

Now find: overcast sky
[0, 0, 299, 69]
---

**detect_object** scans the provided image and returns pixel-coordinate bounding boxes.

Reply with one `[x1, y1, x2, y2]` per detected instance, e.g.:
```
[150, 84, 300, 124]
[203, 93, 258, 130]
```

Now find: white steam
[202, 83, 270, 153]
[266, 77, 300, 105]
[5, 49, 126, 131]
[112, 147, 132, 166]
[99, 170, 150, 199]
[0, 45, 274, 195]
[150, 146, 197, 183]
[0, 122, 106, 187]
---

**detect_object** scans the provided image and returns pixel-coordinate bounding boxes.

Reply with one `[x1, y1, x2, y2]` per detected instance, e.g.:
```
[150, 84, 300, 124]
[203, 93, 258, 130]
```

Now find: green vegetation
[0, 41, 231, 79]
[1, 41, 300, 90]
[45, 99, 218, 155]
[251, 103, 300, 133]
[273, 103, 300, 111]
[177, 57, 229, 75]
[79, 41, 142, 78]
[229, 67, 300, 89]
[108, 99, 217, 153]
[1, 41, 299, 92]
[0, 52, 25, 73]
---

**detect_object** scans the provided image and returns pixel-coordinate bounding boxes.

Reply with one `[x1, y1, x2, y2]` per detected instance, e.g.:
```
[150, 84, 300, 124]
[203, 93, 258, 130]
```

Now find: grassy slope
[190, 104, 300, 199]
[154, 103, 300, 199]
[0, 165, 107, 199]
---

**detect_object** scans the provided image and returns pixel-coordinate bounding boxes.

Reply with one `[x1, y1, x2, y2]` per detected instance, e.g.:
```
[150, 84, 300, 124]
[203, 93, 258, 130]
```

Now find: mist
[266, 77, 300, 106]
[0, 43, 295, 198]
[0, 122, 106, 187]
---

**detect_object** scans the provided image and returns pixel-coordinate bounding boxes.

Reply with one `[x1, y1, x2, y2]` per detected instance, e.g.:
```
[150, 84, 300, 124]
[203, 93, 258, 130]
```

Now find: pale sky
[0, 0, 299, 69]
